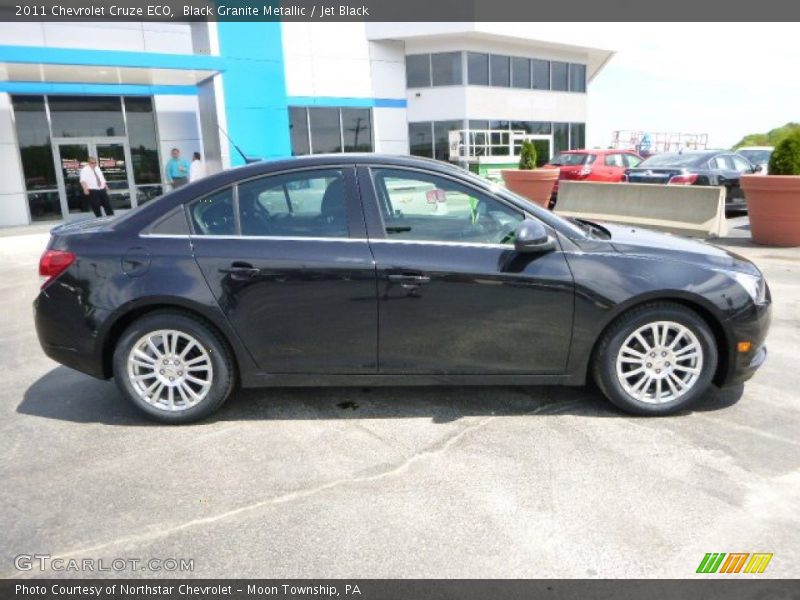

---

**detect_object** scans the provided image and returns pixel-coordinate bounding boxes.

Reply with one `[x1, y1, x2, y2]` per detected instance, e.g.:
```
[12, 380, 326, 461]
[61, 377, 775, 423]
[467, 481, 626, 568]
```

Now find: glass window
[372, 168, 523, 245]
[467, 52, 489, 85]
[190, 187, 235, 236]
[527, 121, 552, 135]
[237, 169, 348, 238]
[732, 155, 754, 173]
[409, 122, 433, 158]
[289, 107, 310, 156]
[711, 155, 734, 170]
[553, 122, 569, 154]
[489, 121, 510, 156]
[406, 54, 431, 87]
[433, 120, 463, 161]
[569, 64, 586, 93]
[551, 153, 594, 166]
[569, 123, 585, 150]
[490, 55, 511, 87]
[551, 62, 569, 92]
[532, 59, 550, 90]
[308, 108, 341, 154]
[605, 153, 625, 168]
[27, 191, 61, 222]
[431, 52, 462, 86]
[511, 57, 531, 89]
[49, 96, 125, 137]
[150, 206, 189, 235]
[342, 108, 372, 152]
[124, 97, 161, 184]
[11, 95, 57, 191]
[623, 154, 642, 168]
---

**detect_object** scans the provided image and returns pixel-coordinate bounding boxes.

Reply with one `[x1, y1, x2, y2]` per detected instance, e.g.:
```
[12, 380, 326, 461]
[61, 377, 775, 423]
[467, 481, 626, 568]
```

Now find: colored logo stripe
[696, 552, 773, 574]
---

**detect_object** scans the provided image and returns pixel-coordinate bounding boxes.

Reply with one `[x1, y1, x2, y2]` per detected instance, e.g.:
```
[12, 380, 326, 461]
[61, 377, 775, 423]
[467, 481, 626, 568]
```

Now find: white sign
[448, 131, 461, 161]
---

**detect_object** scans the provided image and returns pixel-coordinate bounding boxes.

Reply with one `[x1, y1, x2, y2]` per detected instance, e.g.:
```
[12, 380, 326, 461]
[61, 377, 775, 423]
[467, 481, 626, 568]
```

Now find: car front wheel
[592, 302, 718, 415]
[112, 311, 235, 423]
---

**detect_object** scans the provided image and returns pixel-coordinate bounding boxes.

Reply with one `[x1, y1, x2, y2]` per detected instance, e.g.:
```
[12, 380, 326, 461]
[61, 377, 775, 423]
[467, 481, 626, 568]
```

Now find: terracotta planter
[741, 174, 800, 246]
[501, 168, 559, 208]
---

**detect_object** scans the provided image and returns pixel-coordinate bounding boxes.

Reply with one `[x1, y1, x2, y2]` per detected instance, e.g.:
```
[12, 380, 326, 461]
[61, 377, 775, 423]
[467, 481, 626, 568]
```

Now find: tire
[112, 311, 235, 424]
[592, 302, 718, 416]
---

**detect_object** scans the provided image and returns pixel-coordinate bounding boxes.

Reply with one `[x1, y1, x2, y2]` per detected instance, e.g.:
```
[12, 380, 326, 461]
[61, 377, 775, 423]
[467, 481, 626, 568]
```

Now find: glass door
[55, 142, 91, 216]
[95, 142, 133, 211]
[53, 137, 136, 219]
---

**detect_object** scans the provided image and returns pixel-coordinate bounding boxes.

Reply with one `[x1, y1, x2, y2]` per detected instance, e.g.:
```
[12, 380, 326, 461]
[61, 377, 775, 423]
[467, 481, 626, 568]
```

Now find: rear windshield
[549, 153, 595, 166]
[637, 153, 709, 168]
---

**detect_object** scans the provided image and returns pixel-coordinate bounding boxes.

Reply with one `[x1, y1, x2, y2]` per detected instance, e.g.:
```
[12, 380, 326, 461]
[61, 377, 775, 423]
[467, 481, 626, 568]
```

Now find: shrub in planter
[742, 131, 800, 246]
[501, 141, 558, 208]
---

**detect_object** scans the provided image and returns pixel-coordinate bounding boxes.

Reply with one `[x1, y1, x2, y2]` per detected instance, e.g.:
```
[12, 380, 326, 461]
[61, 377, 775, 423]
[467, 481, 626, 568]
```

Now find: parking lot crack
[7, 399, 569, 574]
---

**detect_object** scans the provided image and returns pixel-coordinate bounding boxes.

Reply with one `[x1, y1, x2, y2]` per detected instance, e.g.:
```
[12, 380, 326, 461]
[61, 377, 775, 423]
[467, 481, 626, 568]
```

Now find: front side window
[237, 169, 349, 238]
[711, 155, 734, 170]
[623, 154, 642, 168]
[732, 155, 753, 173]
[371, 168, 523, 245]
[190, 187, 235, 236]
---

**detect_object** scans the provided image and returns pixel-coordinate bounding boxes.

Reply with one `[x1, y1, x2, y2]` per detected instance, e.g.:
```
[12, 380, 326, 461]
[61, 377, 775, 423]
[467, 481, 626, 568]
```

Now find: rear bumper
[34, 283, 109, 379]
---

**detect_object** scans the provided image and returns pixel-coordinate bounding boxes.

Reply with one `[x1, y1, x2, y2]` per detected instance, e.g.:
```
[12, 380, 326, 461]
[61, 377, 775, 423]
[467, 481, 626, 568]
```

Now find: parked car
[35, 154, 771, 423]
[625, 150, 760, 211]
[737, 146, 774, 175]
[546, 149, 643, 197]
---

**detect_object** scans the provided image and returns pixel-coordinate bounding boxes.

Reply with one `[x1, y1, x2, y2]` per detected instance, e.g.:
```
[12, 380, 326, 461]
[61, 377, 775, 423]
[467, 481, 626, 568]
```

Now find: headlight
[732, 272, 767, 304]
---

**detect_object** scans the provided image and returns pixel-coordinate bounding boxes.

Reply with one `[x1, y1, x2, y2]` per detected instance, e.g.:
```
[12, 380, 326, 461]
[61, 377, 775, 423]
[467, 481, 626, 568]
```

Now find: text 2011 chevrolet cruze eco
[34, 155, 771, 423]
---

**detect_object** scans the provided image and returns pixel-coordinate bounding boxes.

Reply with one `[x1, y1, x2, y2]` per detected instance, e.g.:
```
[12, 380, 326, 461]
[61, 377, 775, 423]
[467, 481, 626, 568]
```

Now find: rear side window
[189, 187, 235, 236]
[237, 168, 349, 238]
[148, 206, 189, 235]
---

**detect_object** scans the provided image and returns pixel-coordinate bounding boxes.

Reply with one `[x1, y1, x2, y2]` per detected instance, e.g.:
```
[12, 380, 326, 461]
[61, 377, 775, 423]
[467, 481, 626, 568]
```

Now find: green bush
[518, 140, 537, 170]
[768, 131, 800, 175]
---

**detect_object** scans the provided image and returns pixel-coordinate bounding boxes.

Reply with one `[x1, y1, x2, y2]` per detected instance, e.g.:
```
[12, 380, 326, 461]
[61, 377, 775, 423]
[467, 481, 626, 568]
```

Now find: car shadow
[19, 366, 746, 427]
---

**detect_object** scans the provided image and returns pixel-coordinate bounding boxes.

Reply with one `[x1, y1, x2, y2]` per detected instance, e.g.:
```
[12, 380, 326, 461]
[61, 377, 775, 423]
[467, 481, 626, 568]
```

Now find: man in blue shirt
[165, 148, 190, 189]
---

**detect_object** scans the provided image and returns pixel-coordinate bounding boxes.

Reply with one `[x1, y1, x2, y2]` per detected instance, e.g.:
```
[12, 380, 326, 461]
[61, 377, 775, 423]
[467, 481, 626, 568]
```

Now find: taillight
[39, 249, 75, 288]
[668, 173, 698, 185]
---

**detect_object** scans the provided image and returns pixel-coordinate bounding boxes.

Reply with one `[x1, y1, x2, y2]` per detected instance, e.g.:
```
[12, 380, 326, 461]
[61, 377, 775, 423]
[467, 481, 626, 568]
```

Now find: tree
[733, 122, 800, 149]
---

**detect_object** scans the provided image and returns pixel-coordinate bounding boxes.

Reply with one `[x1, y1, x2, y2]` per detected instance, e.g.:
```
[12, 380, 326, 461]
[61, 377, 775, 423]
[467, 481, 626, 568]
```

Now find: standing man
[165, 148, 190, 189]
[79, 157, 115, 218]
[189, 151, 206, 182]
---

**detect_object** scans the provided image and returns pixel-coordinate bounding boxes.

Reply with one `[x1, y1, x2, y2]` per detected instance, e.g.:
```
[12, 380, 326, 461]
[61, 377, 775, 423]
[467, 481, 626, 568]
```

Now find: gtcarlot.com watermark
[14, 553, 194, 573]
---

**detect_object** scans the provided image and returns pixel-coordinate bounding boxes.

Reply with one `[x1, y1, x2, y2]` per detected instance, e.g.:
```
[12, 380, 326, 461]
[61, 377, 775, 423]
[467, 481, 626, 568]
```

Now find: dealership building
[0, 21, 613, 226]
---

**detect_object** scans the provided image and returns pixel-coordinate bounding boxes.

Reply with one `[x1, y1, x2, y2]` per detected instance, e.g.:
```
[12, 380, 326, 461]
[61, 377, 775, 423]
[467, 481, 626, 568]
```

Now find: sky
[585, 23, 799, 149]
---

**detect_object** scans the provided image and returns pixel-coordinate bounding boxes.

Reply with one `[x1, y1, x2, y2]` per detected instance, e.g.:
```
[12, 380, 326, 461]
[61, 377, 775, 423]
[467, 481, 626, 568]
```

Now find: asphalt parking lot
[1, 217, 798, 579]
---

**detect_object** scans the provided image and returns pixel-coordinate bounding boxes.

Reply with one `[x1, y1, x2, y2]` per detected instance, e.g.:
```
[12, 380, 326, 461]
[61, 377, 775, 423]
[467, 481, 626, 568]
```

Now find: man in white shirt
[189, 151, 206, 182]
[79, 157, 115, 217]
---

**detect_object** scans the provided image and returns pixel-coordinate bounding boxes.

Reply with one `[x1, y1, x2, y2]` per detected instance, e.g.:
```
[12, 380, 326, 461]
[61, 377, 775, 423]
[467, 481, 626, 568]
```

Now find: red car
[546, 149, 643, 197]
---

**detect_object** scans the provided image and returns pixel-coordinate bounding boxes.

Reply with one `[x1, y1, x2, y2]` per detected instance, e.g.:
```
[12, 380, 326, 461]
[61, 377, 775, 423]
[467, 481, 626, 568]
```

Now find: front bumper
[720, 299, 772, 386]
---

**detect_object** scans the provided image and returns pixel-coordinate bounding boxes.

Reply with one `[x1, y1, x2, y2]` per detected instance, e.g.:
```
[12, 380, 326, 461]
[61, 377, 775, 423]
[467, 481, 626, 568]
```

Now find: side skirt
[240, 372, 586, 388]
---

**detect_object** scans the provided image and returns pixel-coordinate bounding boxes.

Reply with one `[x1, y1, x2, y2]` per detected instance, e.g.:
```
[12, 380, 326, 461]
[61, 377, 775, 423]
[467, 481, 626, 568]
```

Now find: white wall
[0, 94, 30, 227]
[0, 22, 194, 54]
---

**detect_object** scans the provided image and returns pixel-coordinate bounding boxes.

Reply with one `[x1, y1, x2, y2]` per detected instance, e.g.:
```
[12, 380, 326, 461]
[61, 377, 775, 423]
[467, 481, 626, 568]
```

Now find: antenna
[218, 126, 260, 164]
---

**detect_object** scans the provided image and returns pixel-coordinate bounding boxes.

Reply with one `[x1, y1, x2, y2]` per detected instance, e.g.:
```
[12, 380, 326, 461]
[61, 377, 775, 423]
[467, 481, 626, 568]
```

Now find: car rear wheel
[112, 312, 235, 423]
[592, 302, 718, 415]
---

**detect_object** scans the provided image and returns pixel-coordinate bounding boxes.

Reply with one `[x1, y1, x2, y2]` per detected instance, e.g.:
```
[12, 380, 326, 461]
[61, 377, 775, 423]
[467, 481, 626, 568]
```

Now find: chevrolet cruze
[34, 155, 771, 423]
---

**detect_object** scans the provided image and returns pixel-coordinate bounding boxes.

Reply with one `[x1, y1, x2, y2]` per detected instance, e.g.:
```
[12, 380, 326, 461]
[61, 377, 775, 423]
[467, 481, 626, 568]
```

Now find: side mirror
[514, 220, 556, 254]
[753, 164, 763, 173]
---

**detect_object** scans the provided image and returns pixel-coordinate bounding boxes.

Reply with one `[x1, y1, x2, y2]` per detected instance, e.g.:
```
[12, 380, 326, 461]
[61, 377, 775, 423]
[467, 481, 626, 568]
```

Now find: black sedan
[34, 154, 771, 423]
[625, 150, 760, 211]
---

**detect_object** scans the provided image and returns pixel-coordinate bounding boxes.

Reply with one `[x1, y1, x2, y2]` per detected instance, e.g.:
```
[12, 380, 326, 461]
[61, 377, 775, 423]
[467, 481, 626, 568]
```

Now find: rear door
[188, 166, 378, 374]
[358, 164, 574, 375]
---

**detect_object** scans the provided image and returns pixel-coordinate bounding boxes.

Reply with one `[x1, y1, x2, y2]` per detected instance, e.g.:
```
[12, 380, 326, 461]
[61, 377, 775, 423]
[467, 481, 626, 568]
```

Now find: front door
[53, 137, 135, 219]
[188, 166, 378, 374]
[359, 165, 575, 375]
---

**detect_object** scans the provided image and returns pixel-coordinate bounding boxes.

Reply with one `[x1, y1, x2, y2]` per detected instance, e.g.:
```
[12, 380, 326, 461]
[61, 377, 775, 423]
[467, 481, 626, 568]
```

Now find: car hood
[600, 222, 759, 275]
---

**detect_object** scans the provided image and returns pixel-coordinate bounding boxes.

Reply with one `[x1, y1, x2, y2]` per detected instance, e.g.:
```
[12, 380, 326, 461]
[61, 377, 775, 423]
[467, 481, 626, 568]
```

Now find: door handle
[220, 262, 260, 280]
[387, 273, 431, 287]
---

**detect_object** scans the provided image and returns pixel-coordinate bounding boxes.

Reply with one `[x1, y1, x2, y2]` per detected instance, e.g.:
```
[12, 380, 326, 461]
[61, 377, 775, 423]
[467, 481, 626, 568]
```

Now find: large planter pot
[741, 174, 800, 246]
[501, 168, 559, 208]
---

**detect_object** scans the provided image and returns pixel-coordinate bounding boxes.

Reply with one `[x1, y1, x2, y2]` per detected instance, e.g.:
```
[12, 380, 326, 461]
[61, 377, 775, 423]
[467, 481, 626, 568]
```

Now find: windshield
[637, 153, 709, 168]
[738, 149, 772, 164]
[549, 153, 594, 166]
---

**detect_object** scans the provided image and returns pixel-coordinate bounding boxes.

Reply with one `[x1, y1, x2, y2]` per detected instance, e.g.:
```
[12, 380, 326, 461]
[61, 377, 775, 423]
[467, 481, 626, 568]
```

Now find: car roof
[557, 149, 637, 155]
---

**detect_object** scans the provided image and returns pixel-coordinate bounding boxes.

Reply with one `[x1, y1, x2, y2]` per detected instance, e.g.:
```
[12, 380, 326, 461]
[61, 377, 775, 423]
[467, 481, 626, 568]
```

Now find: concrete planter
[501, 168, 559, 208]
[741, 174, 800, 246]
